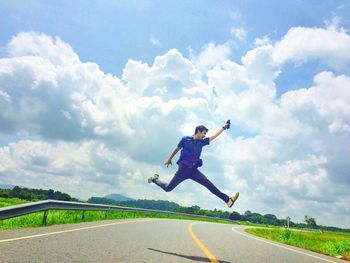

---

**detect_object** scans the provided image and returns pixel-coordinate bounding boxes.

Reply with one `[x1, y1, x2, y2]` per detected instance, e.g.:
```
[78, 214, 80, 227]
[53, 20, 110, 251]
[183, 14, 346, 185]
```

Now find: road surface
[0, 218, 345, 262]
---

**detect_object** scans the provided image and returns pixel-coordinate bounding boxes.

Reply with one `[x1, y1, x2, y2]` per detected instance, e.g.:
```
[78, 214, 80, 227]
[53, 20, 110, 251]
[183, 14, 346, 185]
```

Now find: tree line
[1, 187, 347, 232]
[88, 197, 349, 232]
[0, 186, 78, 202]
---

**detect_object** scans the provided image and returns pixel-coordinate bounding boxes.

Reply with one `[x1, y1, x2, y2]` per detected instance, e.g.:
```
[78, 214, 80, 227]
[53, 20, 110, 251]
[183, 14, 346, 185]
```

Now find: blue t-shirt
[176, 136, 210, 167]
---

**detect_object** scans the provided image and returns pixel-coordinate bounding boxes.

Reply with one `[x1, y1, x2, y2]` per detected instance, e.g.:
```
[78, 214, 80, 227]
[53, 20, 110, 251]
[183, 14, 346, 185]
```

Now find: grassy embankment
[0, 197, 234, 230]
[246, 227, 350, 261]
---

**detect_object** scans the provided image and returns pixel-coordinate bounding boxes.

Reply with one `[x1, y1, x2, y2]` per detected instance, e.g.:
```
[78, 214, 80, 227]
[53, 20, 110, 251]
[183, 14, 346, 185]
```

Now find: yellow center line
[188, 222, 219, 263]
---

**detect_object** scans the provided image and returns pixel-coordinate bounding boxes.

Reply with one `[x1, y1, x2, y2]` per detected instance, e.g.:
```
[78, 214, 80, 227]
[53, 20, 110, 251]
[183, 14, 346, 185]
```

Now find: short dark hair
[194, 125, 209, 134]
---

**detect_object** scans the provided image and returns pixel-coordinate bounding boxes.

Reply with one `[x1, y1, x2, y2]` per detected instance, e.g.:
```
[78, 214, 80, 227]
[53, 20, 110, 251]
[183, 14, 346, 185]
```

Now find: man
[148, 120, 239, 208]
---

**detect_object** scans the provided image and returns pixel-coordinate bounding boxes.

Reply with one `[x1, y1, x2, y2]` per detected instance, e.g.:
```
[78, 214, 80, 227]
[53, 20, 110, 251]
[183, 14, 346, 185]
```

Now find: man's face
[198, 131, 207, 139]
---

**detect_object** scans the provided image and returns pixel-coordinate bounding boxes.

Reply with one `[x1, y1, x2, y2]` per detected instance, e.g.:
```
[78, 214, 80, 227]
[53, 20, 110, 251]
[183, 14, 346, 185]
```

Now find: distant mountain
[0, 184, 16, 189]
[104, 193, 135, 202]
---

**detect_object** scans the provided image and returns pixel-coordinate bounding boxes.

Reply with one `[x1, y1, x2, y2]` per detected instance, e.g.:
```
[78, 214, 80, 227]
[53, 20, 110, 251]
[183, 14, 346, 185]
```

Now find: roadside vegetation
[1, 187, 350, 261]
[0, 197, 233, 230]
[0, 197, 27, 207]
[246, 227, 350, 261]
[2, 187, 348, 233]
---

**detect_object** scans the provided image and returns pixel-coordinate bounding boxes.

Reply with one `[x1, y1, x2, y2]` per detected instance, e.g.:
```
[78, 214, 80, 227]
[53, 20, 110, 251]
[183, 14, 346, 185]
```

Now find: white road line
[0, 219, 157, 243]
[231, 227, 337, 263]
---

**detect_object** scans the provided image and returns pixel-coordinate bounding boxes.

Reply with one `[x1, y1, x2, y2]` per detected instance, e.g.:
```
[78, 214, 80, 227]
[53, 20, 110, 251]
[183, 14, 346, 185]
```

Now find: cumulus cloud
[280, 71, 350, 188]
[0, 140, 158, 200]
[6, 31, 80, 65]
[189, 42, 231, 75]
[0, 29, 350, 227]
[272, 26, 350, 68]
[254, 36, 271, 47]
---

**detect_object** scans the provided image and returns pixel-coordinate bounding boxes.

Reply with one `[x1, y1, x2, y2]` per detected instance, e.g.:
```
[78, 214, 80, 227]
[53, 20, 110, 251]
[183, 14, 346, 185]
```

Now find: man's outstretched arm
[209, 120, 230, 142]
[164, 147, 180, 167]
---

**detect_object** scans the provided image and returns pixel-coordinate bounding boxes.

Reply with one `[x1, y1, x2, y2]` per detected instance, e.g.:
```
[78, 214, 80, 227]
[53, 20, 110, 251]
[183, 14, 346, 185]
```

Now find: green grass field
[0, 197, 28, 207]
[0, 197, 234, 230]
[246, 227, 350, 260]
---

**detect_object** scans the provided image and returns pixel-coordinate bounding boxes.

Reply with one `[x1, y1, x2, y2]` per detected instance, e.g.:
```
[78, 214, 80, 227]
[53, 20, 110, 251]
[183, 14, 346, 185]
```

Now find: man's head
[194, 125, 209, 139]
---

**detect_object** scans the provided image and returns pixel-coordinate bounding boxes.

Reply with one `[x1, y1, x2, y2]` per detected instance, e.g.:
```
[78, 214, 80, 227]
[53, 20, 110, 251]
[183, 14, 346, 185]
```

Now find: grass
[0, 198, 235, 230]
[236, 220, 275, 228]
[246, 227, 350, 260]
[0, 197, 28, 207]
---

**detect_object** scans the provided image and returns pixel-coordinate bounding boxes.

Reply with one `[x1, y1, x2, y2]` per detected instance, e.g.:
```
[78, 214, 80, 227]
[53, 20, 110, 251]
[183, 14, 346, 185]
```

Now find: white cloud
[281, 72, 350, 128]
[328, 119, 350, 133]
[0, 90, 11, 103]
[266, 155, 328, 195]
[272, 26, 350, 69]
[6, 31, 80, 65]
[189, 42, 231, 75]
[207, 58, 299, 139]
[1, 30, 350, 228]
[254, 36, 271, 47]
[0, 140, 157, 200]
[324, 14, 343, 31]
[231, 27, 247, 41]
[241, 44, 281, 83]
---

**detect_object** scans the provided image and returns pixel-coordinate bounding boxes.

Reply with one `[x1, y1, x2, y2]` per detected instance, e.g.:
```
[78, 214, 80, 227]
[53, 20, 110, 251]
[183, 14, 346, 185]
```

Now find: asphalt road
[0, 218, 345, 263]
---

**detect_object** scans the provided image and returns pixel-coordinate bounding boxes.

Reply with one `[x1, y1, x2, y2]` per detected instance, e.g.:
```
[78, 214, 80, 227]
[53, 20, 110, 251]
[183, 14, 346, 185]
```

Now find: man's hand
[164, 147, 180, 168]
[222, 120, 231, 130]
[164, 159, 172, 167]
[209, 120, 231, 142]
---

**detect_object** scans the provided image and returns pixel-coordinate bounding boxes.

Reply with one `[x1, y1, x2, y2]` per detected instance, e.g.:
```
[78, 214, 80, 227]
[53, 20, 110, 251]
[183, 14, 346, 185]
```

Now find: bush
[279, 229, 292, 242]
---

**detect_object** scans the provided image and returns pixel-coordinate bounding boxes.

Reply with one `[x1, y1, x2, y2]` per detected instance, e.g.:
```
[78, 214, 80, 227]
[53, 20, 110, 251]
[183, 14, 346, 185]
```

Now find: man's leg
[153, 165, 190, 192]
[190, 169, 230, 203]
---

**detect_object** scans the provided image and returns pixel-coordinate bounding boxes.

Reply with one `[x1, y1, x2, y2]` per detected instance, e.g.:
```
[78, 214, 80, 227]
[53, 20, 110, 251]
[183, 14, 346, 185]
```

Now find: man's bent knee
[163, 184, 173, 192]
[164, 186, 173, 192]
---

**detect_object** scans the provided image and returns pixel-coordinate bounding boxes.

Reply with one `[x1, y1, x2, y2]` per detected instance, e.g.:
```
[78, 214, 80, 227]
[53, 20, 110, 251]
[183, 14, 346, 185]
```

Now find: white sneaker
[227, 192, 239, 208]
[148, 174, 159, 183]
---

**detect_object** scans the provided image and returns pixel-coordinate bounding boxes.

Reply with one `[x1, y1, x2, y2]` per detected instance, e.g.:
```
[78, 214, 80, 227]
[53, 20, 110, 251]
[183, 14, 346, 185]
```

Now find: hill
[0, 184, 16, 189]
[104, 193, 134, 201]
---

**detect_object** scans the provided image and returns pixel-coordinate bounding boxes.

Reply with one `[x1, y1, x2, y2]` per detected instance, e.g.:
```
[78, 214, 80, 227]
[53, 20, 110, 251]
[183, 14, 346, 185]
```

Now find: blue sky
[2, 1, 348, 81]
[1, 1, 350, 228]
[1, 1, 349, 98]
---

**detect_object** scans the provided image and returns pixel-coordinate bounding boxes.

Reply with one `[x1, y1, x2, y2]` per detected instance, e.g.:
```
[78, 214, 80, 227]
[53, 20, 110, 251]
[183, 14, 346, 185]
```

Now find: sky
[0, 0, 350, 228]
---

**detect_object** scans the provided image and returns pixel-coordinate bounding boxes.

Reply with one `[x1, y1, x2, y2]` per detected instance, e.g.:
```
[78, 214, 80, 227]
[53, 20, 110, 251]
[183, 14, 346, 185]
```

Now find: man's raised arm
[209, 120, 230, 142]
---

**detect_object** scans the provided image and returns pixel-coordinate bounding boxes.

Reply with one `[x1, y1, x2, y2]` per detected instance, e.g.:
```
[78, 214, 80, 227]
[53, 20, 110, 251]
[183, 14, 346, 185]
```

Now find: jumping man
[148, 120, 239, 208]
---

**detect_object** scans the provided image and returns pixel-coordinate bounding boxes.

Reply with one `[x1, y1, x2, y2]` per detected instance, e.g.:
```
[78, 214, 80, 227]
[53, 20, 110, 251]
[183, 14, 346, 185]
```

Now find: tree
[249, 213, 264, 224]
[48, 189, 55, 199]
[229, 211, 241, 220]
[0, 189, 11, 198]
[264, 214, 278, 225]
[304, 215, 317, 229]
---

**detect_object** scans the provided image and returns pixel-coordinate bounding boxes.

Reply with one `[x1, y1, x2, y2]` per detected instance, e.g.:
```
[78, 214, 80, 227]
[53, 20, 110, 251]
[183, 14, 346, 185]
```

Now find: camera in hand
[226, 120, 230, 130]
